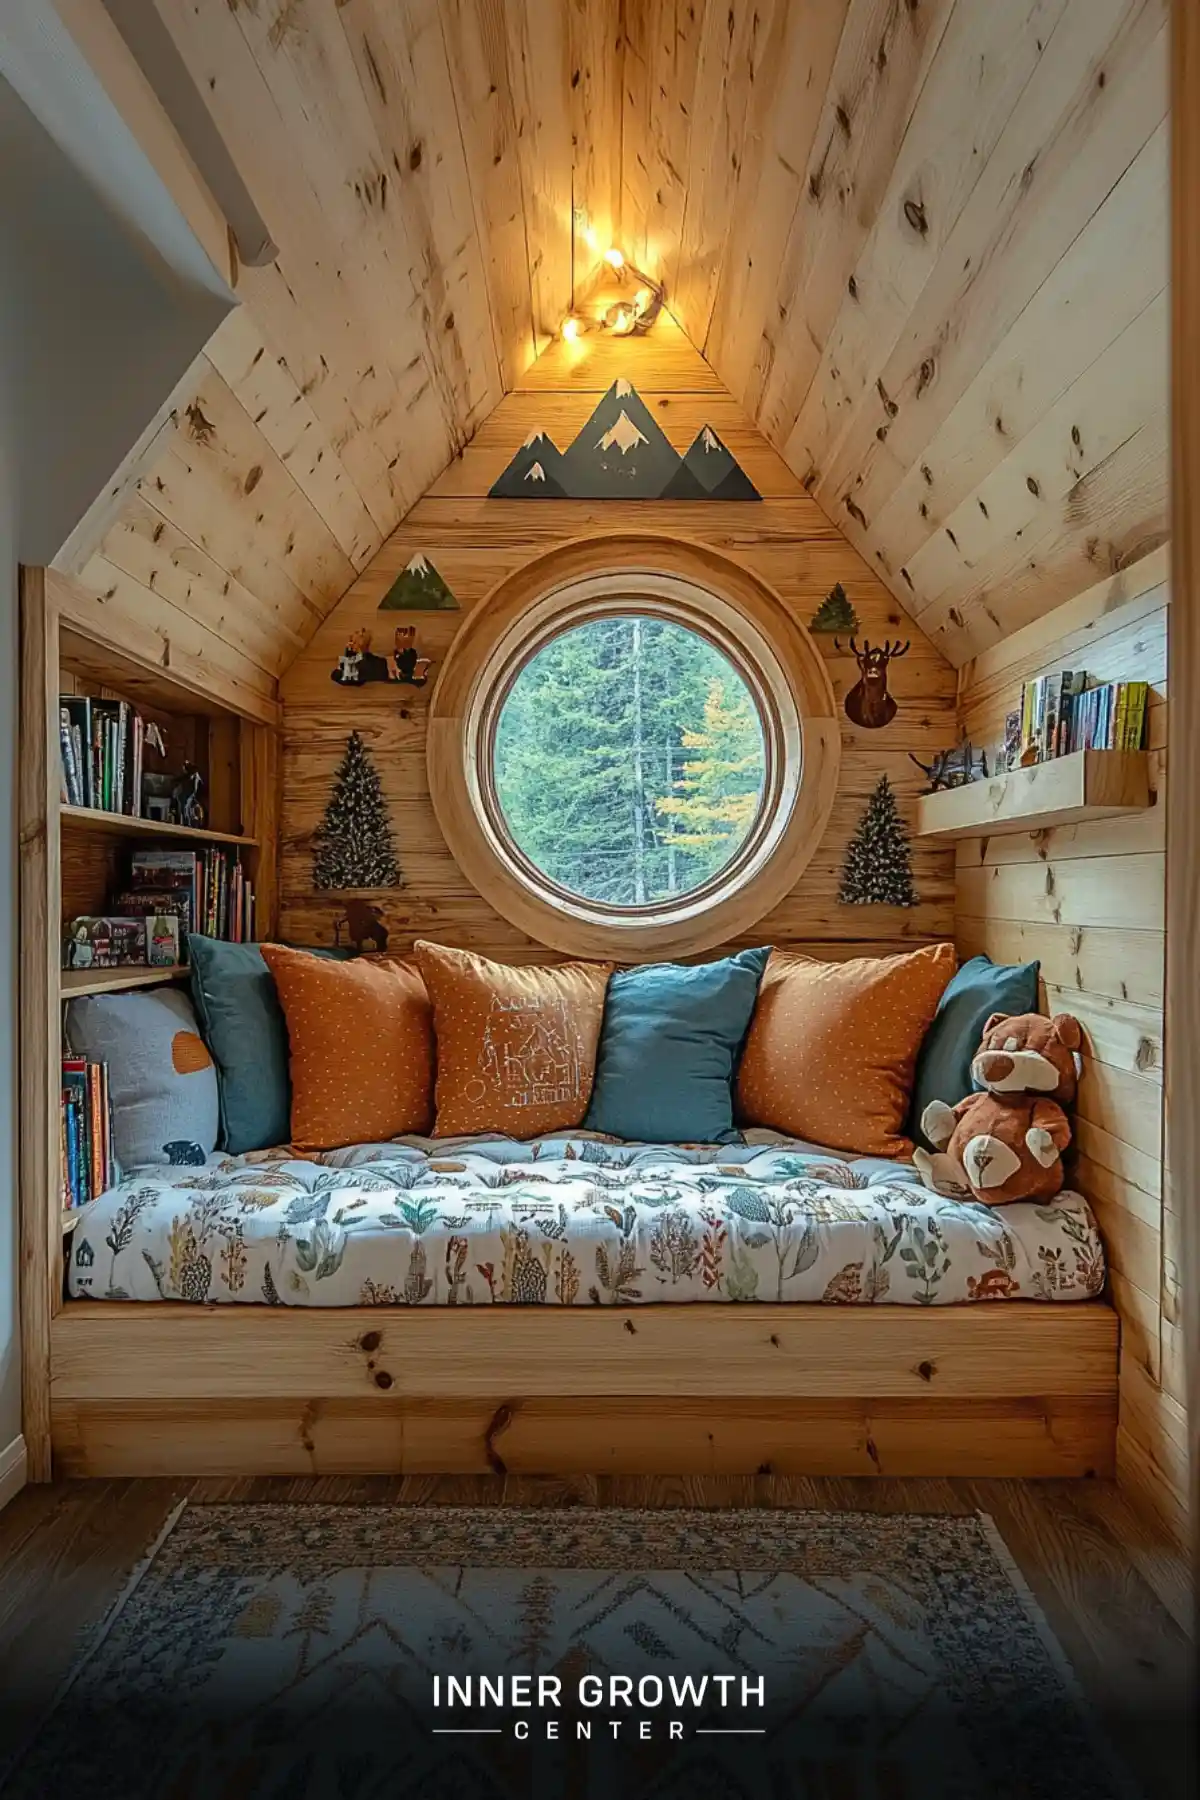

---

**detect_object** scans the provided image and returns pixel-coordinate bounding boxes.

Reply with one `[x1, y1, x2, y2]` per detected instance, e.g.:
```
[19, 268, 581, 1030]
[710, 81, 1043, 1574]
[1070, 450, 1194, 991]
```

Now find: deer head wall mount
[834, 636, 910, 730]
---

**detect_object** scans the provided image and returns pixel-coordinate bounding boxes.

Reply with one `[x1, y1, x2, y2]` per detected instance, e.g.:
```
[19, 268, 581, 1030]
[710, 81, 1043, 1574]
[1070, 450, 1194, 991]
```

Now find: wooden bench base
[49, 1300, 1119, 1480]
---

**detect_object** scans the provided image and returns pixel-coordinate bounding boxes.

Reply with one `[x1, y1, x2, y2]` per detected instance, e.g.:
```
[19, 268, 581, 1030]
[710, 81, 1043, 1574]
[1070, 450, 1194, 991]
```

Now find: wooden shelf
[60, 964, 189, 998]
[915, 750, 1151, 840]
[59, 805, 257, 848]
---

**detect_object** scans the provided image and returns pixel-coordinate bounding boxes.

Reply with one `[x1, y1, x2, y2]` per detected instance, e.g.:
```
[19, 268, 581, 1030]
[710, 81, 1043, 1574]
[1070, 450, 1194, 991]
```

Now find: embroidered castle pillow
[413, 941, 613, 1139]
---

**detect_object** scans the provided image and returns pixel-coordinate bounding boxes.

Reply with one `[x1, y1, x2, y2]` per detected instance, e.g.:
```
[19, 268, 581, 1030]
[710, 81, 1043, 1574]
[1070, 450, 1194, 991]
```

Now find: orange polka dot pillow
[413, 941, 614, 1139]
[261, 944, 435, 1151]
[735, 944, 957, 1159]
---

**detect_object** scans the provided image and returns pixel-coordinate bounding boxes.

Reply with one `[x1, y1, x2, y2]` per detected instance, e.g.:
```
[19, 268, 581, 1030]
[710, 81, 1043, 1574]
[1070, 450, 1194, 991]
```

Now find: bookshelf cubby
[18, 567, 281, 1478]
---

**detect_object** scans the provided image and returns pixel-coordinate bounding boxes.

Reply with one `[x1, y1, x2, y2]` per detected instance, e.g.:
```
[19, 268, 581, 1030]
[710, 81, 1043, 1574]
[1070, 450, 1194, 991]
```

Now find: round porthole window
[427, 537, 841, 960]
[489, 615, 768, 910]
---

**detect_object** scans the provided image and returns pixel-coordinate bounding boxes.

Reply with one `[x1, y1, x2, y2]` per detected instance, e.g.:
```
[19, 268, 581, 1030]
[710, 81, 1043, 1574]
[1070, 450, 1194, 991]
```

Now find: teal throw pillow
[908, 952, 1040, 1149]
[584, 947, 771, 1144]
[188, 936, 352, 1154]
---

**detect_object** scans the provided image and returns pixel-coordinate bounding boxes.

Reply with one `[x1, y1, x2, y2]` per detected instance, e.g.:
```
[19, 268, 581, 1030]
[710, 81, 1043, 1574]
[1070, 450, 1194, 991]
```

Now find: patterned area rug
[3, 1506, 1132, 1800]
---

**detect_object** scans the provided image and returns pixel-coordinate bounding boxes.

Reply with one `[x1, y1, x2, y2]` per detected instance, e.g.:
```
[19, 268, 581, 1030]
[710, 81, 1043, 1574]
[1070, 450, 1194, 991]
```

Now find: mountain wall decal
[488, 381, 761, 500]
[378, 553, 460, 611]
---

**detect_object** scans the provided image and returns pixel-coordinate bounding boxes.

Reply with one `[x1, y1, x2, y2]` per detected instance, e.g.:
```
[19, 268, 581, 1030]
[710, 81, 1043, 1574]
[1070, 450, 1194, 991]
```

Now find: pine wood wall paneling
[1167, 0, 1199, 1582]
[279, 328, 955, 960]
[953, 548, 1178, 1539]
[46, 571, 280, 729]
[645, 0, 1169, 668]
[58, 0, 623, 693]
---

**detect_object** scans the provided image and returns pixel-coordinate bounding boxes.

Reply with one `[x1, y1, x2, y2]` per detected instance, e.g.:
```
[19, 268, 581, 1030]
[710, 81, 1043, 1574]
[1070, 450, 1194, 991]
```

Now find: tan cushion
[260, 945, 434, 1150]
[414, 941, 613, 1139]
[735, 944, 957, 1158]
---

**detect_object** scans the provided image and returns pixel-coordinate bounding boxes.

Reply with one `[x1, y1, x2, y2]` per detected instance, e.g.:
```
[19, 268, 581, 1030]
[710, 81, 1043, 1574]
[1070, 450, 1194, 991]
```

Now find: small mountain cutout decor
[378, 553, 459, 611]
[839, 774, 917, 908]
[312, 731, 400, 890]
[809, 583, 859, 633]
[489, 380, 761, 500]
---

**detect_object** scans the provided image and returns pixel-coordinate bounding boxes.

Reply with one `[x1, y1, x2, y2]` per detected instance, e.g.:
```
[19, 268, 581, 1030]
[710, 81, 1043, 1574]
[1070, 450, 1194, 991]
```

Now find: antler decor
[833, 636, 910, 730]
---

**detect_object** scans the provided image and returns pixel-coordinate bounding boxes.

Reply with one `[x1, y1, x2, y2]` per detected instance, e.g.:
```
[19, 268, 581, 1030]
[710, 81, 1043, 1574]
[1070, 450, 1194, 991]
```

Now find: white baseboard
[0, 1434, 27, 1512]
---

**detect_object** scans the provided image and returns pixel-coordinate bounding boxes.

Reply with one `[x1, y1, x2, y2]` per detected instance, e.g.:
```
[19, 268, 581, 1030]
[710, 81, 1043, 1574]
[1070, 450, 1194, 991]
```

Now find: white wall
[0, 28, 235, 1490]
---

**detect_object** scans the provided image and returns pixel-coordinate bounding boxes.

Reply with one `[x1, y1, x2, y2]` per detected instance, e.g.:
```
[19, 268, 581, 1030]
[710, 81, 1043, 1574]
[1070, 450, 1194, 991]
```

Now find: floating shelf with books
[59, 805, 258, 849]
[60, 964, 190, 998]
[916, 749, 1151, 841]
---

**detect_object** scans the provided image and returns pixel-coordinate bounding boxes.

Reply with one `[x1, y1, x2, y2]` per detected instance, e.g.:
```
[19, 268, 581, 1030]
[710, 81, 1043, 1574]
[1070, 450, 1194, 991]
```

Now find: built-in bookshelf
[19, 565, 281, 1480]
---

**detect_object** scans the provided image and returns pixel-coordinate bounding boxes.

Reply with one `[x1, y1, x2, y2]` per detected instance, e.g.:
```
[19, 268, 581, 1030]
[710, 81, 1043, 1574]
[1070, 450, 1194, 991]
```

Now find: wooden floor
[0, 1474, 1192, 1794]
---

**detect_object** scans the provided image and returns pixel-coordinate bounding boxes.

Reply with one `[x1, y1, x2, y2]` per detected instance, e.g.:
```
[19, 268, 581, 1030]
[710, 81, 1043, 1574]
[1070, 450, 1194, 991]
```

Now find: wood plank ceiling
[60, 0, 1167, 689]
[625, 0, 1169, 665]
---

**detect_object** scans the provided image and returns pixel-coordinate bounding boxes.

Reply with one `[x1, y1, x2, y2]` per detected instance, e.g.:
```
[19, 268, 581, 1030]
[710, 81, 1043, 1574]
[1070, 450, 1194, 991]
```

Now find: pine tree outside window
[491, 617, 767, 909]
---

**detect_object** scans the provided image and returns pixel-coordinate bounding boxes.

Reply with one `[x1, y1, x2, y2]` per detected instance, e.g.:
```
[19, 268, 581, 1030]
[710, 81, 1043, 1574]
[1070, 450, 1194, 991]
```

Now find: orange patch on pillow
[260, 945, 435, 1151]
[735, 944, 956, 1159]
[413, 941, 613, 1139]
[171, 1030, 213, 1076]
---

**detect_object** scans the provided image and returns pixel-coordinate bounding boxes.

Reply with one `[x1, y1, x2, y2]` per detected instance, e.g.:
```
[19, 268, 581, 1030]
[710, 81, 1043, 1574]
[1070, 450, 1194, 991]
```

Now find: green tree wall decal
[839, 774, 917, 906]
[809, 583, 860, 633]
[311, 730, 401, 890]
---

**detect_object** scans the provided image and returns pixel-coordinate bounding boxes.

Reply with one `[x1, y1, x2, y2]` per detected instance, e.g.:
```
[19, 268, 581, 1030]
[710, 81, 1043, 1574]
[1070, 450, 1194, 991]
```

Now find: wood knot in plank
[373, 1370, 394, 1390]
[623, 1318, 637, 1334]
[359, 1330, 382, 1353]
[917, 1360, 935, 1382]
[485, 1403, 515, 1474]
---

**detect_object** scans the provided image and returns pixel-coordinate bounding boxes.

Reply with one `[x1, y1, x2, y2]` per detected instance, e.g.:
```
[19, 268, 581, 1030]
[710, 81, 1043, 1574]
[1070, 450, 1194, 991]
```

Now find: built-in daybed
[51, 1131, 1118, 1479]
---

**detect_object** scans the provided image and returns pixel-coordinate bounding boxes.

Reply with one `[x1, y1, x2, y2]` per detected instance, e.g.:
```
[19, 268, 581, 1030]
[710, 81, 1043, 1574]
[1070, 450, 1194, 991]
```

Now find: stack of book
[1066, 681, 1149, 754]
[59, 695, 147, 814]
[61, 1055, 116, 1210]
[62, 848, 256, 972]
[119, 846, 255, 947]
[1014, 672, 1149, 766]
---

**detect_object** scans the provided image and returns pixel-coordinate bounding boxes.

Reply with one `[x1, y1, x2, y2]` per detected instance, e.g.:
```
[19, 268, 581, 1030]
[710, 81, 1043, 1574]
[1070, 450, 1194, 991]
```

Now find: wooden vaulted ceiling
[61, 0, 1168, 696]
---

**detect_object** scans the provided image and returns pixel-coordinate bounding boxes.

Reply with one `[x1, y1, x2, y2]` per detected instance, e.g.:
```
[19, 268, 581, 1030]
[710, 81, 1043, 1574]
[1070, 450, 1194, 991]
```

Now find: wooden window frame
[426, 534, 840, 960]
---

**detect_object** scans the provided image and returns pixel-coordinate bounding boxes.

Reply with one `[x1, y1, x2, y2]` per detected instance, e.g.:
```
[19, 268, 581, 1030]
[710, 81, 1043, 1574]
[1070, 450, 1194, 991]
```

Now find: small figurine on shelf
[389, 626, 433, 687]
[908, 737, 988, 793]
[171, 762, 206, 828]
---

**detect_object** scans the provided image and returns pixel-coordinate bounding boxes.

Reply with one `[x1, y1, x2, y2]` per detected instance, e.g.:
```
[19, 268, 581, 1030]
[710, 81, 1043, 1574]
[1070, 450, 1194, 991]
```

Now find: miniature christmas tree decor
[839, 774, 917, 907]
[312, 731, 401, 890]
[809, 582, 860, 634]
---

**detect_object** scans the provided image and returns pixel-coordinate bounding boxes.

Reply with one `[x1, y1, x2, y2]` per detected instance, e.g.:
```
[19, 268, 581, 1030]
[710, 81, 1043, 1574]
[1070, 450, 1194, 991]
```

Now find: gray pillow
[65, 986, 219, 1170]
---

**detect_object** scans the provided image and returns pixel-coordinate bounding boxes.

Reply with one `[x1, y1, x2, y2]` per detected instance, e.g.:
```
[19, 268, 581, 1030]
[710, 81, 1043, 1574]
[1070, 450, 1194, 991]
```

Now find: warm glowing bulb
[604, 247, 625, 268]
[613, 308, 631, 333]
[561, 315, 580, 341]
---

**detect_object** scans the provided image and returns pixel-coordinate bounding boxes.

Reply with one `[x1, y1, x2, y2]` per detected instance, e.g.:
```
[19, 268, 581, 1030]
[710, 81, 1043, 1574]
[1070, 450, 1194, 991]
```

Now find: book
[61, 1054, 117, 1209]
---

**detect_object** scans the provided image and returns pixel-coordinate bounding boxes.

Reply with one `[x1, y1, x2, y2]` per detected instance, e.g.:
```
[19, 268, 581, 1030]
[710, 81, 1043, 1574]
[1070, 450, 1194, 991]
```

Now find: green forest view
[493, 617, 767, 906]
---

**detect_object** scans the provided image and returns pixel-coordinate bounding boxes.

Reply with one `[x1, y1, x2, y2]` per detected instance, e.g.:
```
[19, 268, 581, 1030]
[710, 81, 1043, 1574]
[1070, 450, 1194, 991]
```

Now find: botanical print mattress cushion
[66, 1132, 1106, 1308]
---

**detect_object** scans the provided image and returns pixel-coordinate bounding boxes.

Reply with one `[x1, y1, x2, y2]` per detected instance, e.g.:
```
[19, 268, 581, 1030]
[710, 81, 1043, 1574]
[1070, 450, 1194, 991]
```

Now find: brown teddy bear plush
[911, 1012, 1082, 1206]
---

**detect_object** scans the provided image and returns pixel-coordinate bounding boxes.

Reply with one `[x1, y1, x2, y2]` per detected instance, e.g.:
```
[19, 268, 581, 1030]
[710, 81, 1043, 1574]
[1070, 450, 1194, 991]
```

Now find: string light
[604, 247, 625, 268]
[560, 315, 581, 342]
